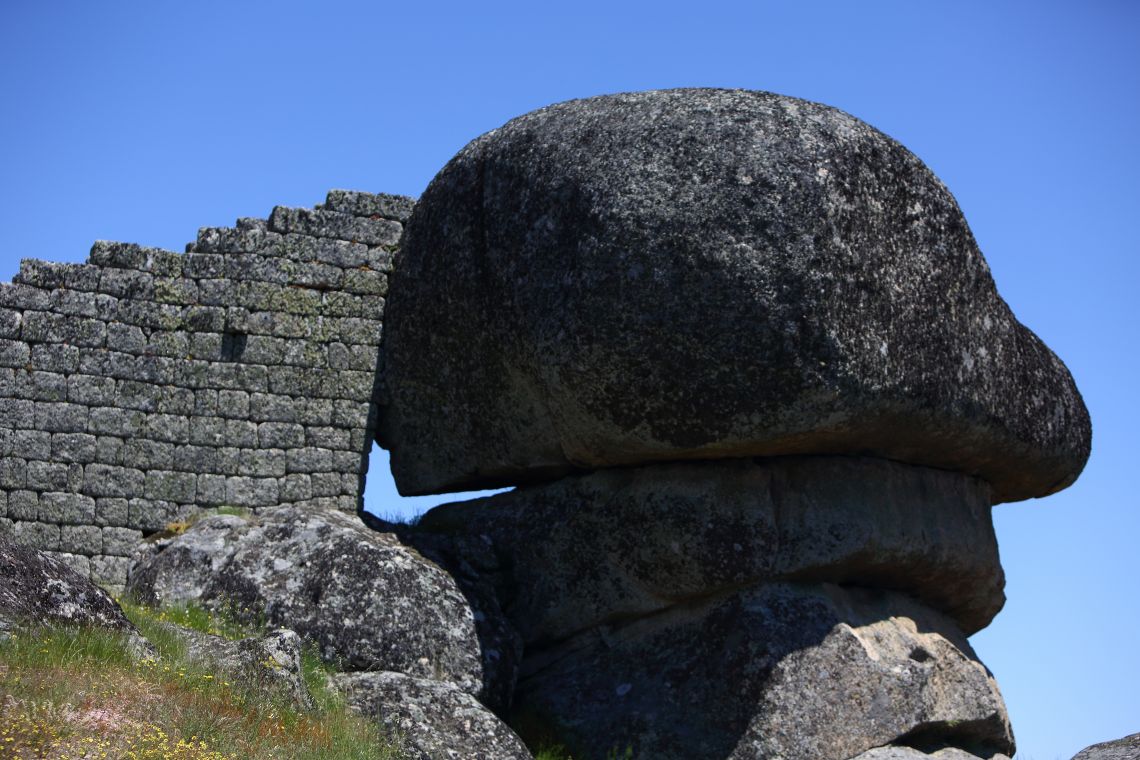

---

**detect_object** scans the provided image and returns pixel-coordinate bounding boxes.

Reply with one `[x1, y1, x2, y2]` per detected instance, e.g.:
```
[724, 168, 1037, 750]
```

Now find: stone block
[132, 355, 176, 385]
[30, 343, 80, 373]
[0, 398, 35, 428]
[310, 472, 341, 497]
[193, 389, 219, 416]
[52, 433, 98, 463]
[0, 307, 23, 338]
[342, 268, 388, 296]
[189, 416, 225, 446]
[91, 555, 131, 587]
[116, 380, 163, 412]
[197, 473, 226, 505]
[159, 387, 194, 416]
[322, 190, 415, 223]
[49, 288, 100, 317]
[296, 398, 333, 426]
[127, 498, 186, 533]
[282, 339, 327, 368]
[13, 370, 68, 401]
[98, 268, 153, 299]
[249, 392, 296, 422]
[95, 497, 128, 527]
[60, 524, 103, 554]
[189, 332, 223, 361]
[94, 436, 124, 465]
[8, 490, 38, 520]
[224, 419, 257, 448]
[87, 406, 146, 437]
[23, 311, 107, 347]
[38, 491, 96, 525]
[153, 277, 197, 305]
[269, 206, 402, 246]
[172, 444, 217, 472]
[106, 322, 147, 354]
[338, 317, 383, 345]
[144, 414, 189, 444]
[217, 389, 250, 418]
[35, 401, 89, 433]
[333, 400, 374, 428]
[242, 335, 285, 364]
[0, 338, 31, 367]
[306, 426, 350, 450]
[12, 429, 51, 460]
[83, 463, 144, 498]
[0, 282, 50, 310]
[101, 526, 144, 556]
[123, 439, 174, 470]
[225, 476, 279, 507]
[12, 520, 60, 551]
[206, 362, 267, 392]
[26, 459, 69, 490]
[239, 448, 286, 478]
[88, 240, 148, 270]
[68, 374, 117, 406]
[285, 447, 333, 473]
[280, 473, 312, 502]
[183, 305, 225, 333]
[145, 470, 197, 503]
[145, 330, 190, 357]
[258, 422, 304, 449]
[183, 252, 225, 279]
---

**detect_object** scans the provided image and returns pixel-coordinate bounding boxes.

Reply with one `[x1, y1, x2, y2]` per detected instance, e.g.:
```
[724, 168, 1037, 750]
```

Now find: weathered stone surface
[512, 582, 1012, 760]
[381, 88, 1090, 503]
[420, 456, 1003, 639]
[1073, 733, 1140, 760]
[335, 671, 533, 760]
[853, 749, 1011, 760]
[0, 530, 136, 637]
[162, 623, 313, 710]
[127, 505, 521, 711]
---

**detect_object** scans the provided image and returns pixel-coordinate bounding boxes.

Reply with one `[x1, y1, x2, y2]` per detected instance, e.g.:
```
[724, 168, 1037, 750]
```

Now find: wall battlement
[0, 190, 411, 589]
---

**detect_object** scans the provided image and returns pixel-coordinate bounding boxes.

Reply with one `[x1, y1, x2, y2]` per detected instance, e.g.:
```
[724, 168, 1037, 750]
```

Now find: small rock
[334, 670, 533, 760]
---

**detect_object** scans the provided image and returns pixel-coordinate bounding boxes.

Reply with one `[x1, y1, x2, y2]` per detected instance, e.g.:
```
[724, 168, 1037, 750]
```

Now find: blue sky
[2, 2, 1136, 757]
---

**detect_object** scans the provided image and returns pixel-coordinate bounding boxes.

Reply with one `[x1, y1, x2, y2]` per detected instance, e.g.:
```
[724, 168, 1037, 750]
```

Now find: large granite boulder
[335, 671, 533, 760]
[127, 505, 521, 713]
[0, 530, 137, 638]
[419, 456, 1004, 639]
[1073, 733, 1140, 760]
[380, 88, 1090, 502]
[512, 582, 1013, 760]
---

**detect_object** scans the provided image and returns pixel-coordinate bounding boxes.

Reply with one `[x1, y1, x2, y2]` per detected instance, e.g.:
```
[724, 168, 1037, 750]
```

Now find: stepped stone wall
[0, 190, 412, 589]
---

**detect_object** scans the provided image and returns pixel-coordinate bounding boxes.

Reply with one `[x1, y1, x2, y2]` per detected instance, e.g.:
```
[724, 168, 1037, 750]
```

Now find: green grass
[0, 599, 405, 759]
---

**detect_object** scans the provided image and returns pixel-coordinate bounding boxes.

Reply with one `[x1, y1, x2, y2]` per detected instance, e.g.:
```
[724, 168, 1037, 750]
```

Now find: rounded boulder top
[379, 88, 1090, 503]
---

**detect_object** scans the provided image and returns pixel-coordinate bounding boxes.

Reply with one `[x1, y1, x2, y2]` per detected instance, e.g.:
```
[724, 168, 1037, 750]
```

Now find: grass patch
[0, 600, 404, 759]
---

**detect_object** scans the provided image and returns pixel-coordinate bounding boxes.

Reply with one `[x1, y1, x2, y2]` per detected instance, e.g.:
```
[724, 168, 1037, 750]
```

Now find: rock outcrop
[380, 88, 1090, 503]
[0, 529, 137, 639]
[1072, 733, 1140, 760]
[390, 88, 1089, 758]
[127, 504, 521, 713]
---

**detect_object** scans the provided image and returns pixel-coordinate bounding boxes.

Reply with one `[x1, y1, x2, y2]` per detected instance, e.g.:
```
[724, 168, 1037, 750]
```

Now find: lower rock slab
[512, 582, 1014, 760]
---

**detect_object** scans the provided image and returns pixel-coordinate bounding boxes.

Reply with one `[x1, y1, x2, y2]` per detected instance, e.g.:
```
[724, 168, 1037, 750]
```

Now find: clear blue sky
[2, 2, 1136, 757]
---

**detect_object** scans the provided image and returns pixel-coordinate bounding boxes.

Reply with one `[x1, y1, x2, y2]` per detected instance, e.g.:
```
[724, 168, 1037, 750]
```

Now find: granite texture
[380, 88, 1090, 502]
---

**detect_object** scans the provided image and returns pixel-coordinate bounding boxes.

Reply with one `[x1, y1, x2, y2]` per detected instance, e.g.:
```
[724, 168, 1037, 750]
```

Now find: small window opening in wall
[220, 331, 247, 362]
[362, 442, 510, 526]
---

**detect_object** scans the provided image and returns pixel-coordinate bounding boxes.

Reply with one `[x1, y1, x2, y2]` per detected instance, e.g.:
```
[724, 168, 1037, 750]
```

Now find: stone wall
[0, 190, 411, 589]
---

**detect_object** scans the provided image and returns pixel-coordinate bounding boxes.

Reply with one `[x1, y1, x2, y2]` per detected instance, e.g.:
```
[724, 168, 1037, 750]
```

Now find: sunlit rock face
[380, 88, 1090, 503]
